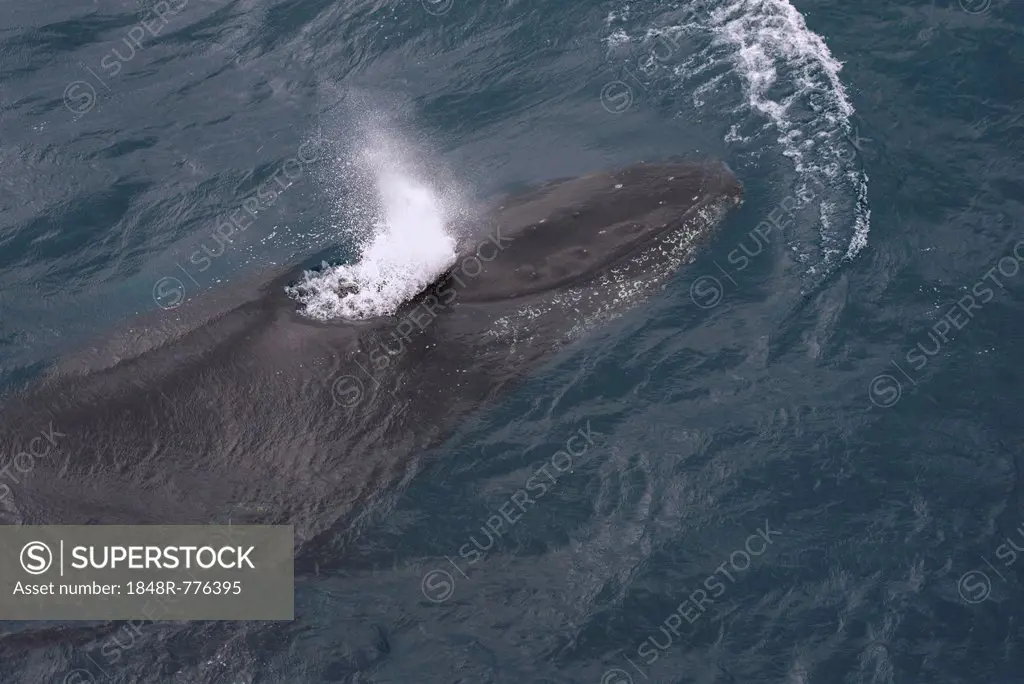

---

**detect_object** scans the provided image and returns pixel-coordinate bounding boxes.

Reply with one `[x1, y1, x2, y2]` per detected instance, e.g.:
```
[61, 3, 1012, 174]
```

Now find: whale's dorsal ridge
[2, 159, 742, 543]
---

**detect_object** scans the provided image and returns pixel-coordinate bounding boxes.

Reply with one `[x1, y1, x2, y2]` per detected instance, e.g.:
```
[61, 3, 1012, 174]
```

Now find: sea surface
[1, 0, 1023, 681]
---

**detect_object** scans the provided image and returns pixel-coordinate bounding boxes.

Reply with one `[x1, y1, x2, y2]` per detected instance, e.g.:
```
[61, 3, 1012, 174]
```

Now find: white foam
[606, 4, 632, 28]
[708, 0, 870, 267]
[710, 0, 853, 125]
[846, 169, 871, 259]
[287, 137, 457, 320]
[603, 0, 871, 279]
[605, 28, 632, 51]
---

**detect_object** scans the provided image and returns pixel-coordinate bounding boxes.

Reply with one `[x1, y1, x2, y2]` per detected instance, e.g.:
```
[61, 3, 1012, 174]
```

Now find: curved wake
[605, 0, 870, 283]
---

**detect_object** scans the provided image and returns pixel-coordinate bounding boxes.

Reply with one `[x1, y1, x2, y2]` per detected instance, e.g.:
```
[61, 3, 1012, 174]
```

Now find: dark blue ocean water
[1, 0, 1023, 681]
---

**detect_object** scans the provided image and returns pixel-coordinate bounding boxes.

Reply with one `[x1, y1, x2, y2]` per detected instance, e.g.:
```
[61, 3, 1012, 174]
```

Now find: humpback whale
[0, 160, 741, 569]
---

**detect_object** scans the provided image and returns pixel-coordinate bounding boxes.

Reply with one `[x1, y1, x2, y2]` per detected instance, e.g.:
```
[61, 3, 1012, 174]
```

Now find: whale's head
[419, 161, 742, 320]
[311, 160, 743, 388]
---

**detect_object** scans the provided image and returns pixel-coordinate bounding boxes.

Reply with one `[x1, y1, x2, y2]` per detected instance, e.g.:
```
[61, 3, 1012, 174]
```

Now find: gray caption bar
[0, 526, 293, 620]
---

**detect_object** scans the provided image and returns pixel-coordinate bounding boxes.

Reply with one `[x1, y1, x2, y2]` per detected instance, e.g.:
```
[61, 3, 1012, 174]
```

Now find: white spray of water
[287, 137, 458, 320]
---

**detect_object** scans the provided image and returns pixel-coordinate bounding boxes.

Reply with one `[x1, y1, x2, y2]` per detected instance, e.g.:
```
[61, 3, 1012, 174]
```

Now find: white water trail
[707, 0, 870, 266]
[604, 0, 871, 281]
